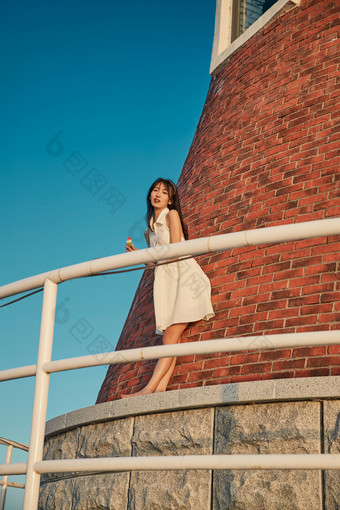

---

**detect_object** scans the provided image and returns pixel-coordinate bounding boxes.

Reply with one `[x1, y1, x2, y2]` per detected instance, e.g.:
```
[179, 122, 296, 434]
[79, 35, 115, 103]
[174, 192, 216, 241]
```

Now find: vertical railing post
[0, 445, 13, 510]
[23, 278, 57, 510]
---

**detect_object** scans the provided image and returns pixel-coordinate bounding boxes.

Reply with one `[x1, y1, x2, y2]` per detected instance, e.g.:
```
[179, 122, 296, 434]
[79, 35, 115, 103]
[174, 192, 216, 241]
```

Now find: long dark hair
[146, 178, 188, 240]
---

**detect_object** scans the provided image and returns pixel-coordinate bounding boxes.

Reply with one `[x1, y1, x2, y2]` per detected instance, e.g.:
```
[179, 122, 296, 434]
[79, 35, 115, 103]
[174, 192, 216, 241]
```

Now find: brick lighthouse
[40, 0, 340, 508]
[97, 0, 339, 401]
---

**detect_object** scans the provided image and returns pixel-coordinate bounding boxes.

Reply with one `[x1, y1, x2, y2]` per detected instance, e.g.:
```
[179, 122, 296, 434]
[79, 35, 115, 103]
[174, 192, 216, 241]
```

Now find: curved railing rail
[1, 218, 339, 300]
[1, 218, 340, 510]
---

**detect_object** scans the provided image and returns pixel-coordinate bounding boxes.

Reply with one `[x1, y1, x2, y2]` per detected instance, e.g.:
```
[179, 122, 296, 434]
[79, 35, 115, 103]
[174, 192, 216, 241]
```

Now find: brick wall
[97, 0, 339, 402]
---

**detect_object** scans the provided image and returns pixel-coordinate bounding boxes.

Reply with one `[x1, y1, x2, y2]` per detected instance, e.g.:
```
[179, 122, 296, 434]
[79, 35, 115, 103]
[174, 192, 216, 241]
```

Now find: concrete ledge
[45, 376, 340, 438]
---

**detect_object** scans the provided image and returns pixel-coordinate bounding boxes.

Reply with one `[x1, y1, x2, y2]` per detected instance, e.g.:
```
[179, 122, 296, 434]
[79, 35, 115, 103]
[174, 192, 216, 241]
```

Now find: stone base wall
[40, 378, 340, 509]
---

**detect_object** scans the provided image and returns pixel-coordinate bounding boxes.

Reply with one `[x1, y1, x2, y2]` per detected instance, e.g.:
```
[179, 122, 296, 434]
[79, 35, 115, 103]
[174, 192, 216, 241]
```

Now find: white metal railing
[0, 438, 28, 510]
[0, 218, 340, 510]
[1, 330, 340, 382]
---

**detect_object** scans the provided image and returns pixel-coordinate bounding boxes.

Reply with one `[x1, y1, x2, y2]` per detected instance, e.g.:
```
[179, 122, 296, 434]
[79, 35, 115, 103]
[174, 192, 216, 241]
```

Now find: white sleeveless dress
[146, 208, 215, 335]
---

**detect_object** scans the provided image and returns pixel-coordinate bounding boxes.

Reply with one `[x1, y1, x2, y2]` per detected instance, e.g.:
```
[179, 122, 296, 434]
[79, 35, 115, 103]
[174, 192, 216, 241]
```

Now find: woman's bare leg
[121, 323, 188, 398]
[154, 357, 177, 393]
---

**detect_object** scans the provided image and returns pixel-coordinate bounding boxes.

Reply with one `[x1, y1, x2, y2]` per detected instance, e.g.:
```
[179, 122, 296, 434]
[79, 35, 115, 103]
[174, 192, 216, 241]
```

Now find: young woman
[122, 178, 214, 397]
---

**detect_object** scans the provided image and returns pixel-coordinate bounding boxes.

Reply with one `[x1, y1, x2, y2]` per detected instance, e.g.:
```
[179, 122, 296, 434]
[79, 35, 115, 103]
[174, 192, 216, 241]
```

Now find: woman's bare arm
[166, 209, 183, 262]
[168, 209, 183, 243]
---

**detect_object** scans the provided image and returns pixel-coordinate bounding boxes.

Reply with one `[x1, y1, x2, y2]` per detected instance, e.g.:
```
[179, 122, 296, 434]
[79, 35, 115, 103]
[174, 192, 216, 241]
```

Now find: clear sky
[0, 0, 215, 507]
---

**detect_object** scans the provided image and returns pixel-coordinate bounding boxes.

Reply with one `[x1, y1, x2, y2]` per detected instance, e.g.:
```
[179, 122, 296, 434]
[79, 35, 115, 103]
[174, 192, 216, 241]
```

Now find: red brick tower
[97, 0, 339, 403]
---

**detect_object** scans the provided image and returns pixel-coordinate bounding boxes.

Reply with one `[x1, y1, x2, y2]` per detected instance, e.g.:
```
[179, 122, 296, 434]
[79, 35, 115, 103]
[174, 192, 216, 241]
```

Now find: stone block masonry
[40, 378, 340, 509]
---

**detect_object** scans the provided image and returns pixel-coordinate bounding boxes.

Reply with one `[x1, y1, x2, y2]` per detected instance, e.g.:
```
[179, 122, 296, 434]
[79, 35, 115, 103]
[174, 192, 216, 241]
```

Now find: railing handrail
[0, 438, 28, 452]
[0, 437, 28, 510]
[0, 480, 25, 489]
[2, 454, 340, 477]
[1, 330, 340, 383]
[1, 217, 339, 300]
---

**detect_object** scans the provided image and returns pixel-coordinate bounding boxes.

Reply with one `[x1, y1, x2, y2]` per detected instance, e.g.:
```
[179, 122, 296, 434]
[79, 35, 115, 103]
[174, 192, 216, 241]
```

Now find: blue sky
[0, 0, 215, 507]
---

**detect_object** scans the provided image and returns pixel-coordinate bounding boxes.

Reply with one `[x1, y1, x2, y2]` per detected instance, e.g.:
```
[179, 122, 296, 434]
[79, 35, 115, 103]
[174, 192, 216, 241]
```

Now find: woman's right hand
[126, 243, 138, 253]
[126, 240, 154, 267]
